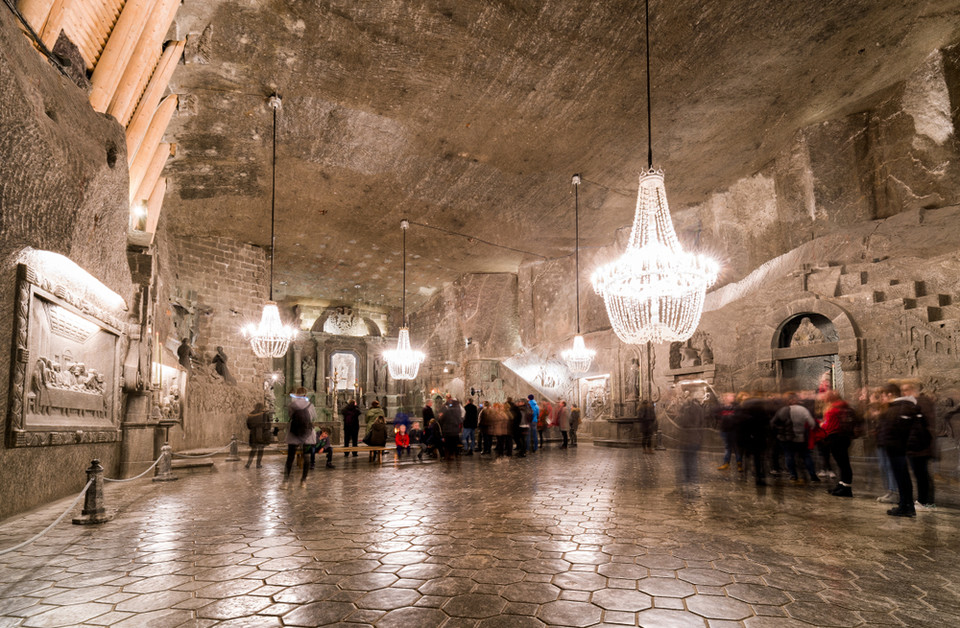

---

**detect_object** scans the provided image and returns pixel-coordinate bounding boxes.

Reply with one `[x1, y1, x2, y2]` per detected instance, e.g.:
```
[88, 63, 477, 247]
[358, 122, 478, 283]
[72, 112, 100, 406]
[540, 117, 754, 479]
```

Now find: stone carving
[212, 346, 236, 385]
[302, 355, 316, 391]
[177, 338, 195, 370]
[7, 262, 122, 448]
[581, 377, 610, 421]
[669, 331, 714, 369]
[791, 317, 826, 346]
[323, 306, 368, 336]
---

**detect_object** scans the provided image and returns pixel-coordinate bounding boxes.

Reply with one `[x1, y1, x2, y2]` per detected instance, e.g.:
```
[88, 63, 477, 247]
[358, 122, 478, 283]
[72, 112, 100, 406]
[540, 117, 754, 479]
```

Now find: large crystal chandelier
[242, 95, 296, 358]
[561, 174, 595, 373]
[383, 220, 425, 380]
[590, 0, 718, 345]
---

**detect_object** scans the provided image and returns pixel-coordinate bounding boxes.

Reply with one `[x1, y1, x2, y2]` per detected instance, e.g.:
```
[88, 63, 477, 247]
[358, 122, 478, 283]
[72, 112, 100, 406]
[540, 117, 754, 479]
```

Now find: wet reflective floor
[1, 446, 959, 627]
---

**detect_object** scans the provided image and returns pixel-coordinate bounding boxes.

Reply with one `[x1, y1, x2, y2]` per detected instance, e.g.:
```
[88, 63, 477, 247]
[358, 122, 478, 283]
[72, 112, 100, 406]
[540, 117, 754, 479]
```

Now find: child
[311, 428, 335, 469]
[395, 423, 410, 457]
[409, 421, 425, 461]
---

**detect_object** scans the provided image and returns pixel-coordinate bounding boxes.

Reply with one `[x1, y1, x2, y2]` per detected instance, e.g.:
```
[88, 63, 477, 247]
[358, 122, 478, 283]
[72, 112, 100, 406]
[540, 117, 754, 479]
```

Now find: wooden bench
[279, 444, 394, 466]
[334, 446, 392, 464]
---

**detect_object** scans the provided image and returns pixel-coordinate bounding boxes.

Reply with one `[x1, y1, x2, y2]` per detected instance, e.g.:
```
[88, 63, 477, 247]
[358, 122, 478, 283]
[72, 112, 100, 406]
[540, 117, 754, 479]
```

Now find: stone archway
[764, 298, 862, 394]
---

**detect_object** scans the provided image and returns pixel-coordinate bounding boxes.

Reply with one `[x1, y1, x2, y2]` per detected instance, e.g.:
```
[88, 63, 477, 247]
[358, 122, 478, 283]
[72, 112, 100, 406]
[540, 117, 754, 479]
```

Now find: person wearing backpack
[770, 394, 819, 484]
[878, 382, 928, 517]
[821, 391, 855, 497]
[285, 387, 317, 487]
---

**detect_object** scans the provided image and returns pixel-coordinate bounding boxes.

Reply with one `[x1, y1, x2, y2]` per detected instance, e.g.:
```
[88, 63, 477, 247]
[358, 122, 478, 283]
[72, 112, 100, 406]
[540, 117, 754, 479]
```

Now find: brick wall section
[167, 236, 271, 450]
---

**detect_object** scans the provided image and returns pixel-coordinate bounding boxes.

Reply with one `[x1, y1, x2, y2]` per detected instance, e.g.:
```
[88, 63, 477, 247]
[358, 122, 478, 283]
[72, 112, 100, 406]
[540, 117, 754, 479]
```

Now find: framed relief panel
[7, 262, 124, 447]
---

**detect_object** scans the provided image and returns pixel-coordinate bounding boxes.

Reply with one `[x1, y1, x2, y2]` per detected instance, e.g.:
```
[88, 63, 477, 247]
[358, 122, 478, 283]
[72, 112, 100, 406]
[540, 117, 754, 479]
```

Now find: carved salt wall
[0, 9, 135, 519]
[159, 236, 270, 451]
[404, 47, 960, 447]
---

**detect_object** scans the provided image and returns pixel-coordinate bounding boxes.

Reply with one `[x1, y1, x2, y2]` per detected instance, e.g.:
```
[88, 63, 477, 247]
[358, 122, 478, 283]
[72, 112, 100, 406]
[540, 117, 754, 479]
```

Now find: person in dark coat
[462, 398, 479, 455]
[901, 381, 936, 510]
[737, 393, 772, 486]
[638, 400, 657, 453]
[341, 399, 361, 456]
[478, 402, 494, 455]
[439, 396, 463, 459]
[245, 402, 271, 469]
[363, 415, 388, 462]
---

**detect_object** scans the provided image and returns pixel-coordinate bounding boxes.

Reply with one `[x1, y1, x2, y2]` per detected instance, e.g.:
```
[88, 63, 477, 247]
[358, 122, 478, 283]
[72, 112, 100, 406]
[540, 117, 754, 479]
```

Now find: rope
[103, 454, 163, 483]
[0, 478, 93, 556]
[173, 442, 233, 458]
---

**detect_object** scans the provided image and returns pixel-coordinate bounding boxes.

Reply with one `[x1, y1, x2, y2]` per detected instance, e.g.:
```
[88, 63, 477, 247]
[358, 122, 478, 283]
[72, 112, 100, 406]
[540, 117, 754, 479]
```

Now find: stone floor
[1, 446, 959, 628]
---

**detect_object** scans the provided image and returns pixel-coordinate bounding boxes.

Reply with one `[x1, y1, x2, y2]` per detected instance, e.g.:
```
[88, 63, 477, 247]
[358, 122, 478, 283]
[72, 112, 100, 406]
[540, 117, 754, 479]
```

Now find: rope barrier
[103, 454, 163, 483]
[0, 478, 93, 556]
[172, 442, 233, 458]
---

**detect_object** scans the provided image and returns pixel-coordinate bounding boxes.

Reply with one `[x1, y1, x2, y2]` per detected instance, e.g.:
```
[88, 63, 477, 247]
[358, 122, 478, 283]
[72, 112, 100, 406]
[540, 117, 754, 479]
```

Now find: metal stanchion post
[73, 459, 114, 524]
[153, 443, 178, 482]
[226, 434, 240, 461]
[655, 430, 666, 450]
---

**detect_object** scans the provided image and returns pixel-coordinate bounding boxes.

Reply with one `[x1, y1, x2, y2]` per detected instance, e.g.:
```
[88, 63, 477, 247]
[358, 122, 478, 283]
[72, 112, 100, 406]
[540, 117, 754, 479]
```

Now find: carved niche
[7, 263, 124, 447]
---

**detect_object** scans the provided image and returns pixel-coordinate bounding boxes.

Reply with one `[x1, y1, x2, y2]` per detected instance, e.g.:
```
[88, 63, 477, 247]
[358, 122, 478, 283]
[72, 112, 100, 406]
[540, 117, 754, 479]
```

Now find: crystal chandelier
[383, 220, 425, 380]
[242, 95, 296, 358]
[590, 0, 718, 345]
[561, 174, 595, 373]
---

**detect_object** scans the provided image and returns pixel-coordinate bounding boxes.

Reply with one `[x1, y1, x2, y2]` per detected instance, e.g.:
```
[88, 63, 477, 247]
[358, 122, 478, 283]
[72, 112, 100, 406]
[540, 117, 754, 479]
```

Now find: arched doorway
[766, 298, 862, 396]
[775, 313, 841, 394]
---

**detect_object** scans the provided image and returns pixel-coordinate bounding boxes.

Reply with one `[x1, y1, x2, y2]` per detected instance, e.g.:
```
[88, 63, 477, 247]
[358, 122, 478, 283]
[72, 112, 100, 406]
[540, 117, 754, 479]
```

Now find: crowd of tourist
[692, 377, 938, 517]
[251, 376, 941, 518]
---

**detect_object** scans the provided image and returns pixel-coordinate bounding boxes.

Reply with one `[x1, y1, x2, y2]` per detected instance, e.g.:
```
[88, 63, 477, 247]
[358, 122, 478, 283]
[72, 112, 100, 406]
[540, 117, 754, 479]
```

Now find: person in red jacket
[821, 390, 854, 497]
[395, 423, 411, 457]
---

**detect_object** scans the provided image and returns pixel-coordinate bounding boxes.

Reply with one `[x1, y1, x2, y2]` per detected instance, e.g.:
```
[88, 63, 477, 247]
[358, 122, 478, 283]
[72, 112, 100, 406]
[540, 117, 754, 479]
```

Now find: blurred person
[516, 398, 531, 457]
[558, 400, 571, 448]
[462, 397, 479, 456]
[771, 393, 819, 484]
[715, 393, 742, 470]
[491, 403, 510, 457]
[900, 380, 936, 511]
[821, 391, 854, 496]
[439, 395, 463, 459]
[478, 401, 494, 455]
[878, 383, 920, 517]
[409, 421, 425, 460]
[245, 402, 271, 469]
[539, 399, 553, 448]
[284, 387, 317, 487]
[569, 404, 581, 447]
[527, 395, 540, 452]
[737, 393, 772, 486]
[639, 399, 657, 453]
[341, 398, 361, 456]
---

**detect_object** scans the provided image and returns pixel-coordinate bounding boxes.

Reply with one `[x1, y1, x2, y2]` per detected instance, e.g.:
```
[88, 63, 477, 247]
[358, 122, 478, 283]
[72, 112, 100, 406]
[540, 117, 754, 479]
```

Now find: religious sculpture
[177, 338, 195, 370]
[302, 355, 316, 391]
[791, 317, 826, 346]
[212, 346, 236, 385]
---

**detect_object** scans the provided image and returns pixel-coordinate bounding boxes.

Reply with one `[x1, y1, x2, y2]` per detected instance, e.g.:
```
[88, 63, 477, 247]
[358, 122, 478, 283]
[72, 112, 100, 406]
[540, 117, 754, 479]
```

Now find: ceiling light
[242, 95, 296, 358]
[561, 174, 595, 373]
[590, 0, 718, 345]
[383, 219, 425, 380]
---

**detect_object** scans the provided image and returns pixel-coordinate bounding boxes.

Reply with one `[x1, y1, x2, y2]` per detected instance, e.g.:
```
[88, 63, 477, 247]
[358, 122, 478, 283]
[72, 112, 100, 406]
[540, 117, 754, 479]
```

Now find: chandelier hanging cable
[590, 0, 718, 345]
[242, 95, 296, 358]
[384, 220, 425, 380]
[562, 174, 595, 373]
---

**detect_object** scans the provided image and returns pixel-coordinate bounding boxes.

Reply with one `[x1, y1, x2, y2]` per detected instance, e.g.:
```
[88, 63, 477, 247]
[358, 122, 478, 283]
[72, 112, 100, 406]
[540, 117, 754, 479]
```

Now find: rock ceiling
[163, 0, 960, 311]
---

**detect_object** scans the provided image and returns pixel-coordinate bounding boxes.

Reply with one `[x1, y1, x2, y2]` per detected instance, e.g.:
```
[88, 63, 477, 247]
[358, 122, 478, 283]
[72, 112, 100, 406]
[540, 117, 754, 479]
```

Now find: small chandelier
[384, 220, 425, 380]
[561, 174, 595, 373]
[243, 95, 296, 358]
[591, 0, 718, 345]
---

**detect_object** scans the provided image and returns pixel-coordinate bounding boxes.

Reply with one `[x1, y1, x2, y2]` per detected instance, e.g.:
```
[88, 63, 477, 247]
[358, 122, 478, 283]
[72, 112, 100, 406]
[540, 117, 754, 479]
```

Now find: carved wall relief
[7, 264, 123, 447]
[579, 376, 611, 421]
